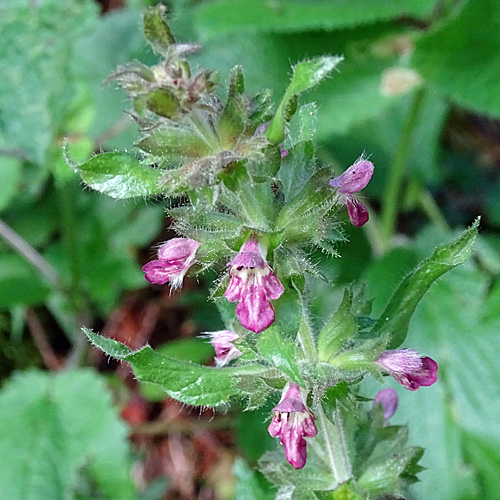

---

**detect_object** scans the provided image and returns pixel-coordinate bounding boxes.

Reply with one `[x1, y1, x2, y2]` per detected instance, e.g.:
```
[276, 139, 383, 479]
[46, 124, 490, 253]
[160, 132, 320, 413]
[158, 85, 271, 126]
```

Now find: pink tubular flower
[375, 349, 438, 391]
[268, 382, 318, 469]
[373, 388, 398, 421]
[330, 157, 374, 227]
[142, 238, 200, 288]
[204, 330, 242, 367]
[224, 237, 284, 333]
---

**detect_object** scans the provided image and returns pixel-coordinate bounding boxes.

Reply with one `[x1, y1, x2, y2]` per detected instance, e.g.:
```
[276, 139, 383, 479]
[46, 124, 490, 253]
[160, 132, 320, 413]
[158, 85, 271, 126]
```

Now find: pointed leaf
[84, 329, 268, 407]
[318, 289, 357, 363]
[143, 4, 175, 54]
[258, 325, 304, 386]
[372, 218, 480, 348]
[71, 152, 163, 199]
[266, 56, 342, 144]
[145, 88, 181, 119]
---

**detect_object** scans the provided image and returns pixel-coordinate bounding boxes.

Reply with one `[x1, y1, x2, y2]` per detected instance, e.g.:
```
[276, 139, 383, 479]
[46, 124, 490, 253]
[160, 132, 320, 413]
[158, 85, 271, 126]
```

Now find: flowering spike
[224, 237, 284, 333]
[268, 382, 318, 469]
[330, 157, 374, 227]
[375, 349, 438, 391]
[142, 238, 200, 288]
[203, 330, 242, 367]
[373, 388, 398, 421]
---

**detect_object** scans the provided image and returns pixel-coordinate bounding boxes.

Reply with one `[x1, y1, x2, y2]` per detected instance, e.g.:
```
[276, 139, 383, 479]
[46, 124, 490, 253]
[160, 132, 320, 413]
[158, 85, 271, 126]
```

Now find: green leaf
[412, 0, 500, 120]
[71, 152, 163, 199]
[218, 65, 247, 148]
[258, 326, 304, 386]
[318, 289, 357, 363]
[234, 458, 274, 500]
[0, 0, 99, 164]
[143, 4, 175, 54]
[85, 329, 268, 407]
[0, 369, 135, 500]
[195, 0, 438, 38]
[266, 56, 342, 144]
[372, 218, 480, 348]
[388, 263, 500, 500]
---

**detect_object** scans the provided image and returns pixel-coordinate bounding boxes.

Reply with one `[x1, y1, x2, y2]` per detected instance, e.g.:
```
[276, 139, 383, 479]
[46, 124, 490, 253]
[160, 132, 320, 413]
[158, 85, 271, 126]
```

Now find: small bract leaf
[143, 4, 175, 54]
[266, 56, 342, 144]
[146, 88, 181, 119]
[318, 289, 357, 363]
[71, 152, 163, 199]
[372, 217, 480, 349]
[258, 325, 304, 386]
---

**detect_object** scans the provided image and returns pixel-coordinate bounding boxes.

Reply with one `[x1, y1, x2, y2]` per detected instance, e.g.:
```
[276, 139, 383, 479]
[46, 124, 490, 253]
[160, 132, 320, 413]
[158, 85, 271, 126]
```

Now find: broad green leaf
[0, 0, 99, 164]
[412, 0, 500, 120]
[234, 458, 274, 500]
[258, 326, 304, 386]
[0, 144, 23, 213]
[71, 152, 163, 199]
[145, 88, 181, 119]
[85, 329, 268, 407]
[266, 56, 342, 144]
[372, 218, 479, 348]
[390, 264, 500, 500]
[195, 0, 438, 38]
[0, 369, 135, 500]
[318, 289, 357, 363]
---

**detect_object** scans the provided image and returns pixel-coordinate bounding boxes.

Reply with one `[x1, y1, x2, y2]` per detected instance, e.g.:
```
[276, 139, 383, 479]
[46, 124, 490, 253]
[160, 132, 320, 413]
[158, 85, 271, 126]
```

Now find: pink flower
[373, 388, 398, 421]
[268, 382, 318, 469]
[330, 157, 374, 227]
[142, 238, 200, 288]
[375, 349, 438, 391]
[224, 237, 284, 333]
[204, 330, 242, 367]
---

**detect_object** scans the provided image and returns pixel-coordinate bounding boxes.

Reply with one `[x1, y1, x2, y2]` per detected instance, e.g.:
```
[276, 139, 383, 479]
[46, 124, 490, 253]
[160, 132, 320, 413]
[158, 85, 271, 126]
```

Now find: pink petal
[142, 260, 171, 285]
[330, 159, 374, 194]
[347, 198, 369, 227]
[235, 285, 275, 333]
[263, 271, 285, 300]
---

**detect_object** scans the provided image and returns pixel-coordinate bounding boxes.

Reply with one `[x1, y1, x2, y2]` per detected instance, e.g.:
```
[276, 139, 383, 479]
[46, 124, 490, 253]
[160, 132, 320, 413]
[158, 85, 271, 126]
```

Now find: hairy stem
[380, 89, 426, 250]
[296, 289, 318, 362]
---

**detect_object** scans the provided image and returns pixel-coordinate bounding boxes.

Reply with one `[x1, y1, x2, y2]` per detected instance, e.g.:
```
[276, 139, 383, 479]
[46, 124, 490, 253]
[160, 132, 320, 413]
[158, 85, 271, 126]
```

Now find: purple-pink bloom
[224, 237, 284, 333]
[375, 349, 438, 391]
[204, 330, 242, 367]
[142, 238, 200, 288]
[280, 148, 289, 158]
[330, 157, 374, 227]
[373, 388, 398, 421]
[268, 382, 318, 469]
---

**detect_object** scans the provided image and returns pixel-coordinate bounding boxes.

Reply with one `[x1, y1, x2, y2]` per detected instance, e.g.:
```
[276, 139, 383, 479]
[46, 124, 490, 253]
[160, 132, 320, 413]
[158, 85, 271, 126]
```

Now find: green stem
[317, 406, 352, 485]
[189, 111, 219, 150]
[380, 89, 426, 250]
[420, 188, 451, 234]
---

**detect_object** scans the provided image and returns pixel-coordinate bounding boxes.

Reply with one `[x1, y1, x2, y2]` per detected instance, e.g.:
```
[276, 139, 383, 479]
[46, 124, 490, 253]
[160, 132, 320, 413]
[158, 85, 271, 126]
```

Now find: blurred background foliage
[0, 0, 500, 499]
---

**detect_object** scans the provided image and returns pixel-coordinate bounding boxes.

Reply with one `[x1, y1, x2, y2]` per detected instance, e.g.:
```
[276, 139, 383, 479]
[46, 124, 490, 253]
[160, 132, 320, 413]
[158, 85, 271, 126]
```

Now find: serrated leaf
[258, 326, 304, 386]
[412, 0, 500, 120]
[85, 329, 268, 407]
[0, 369, 135, 500]
[318, 289, 357, 363]
[71, 152, 163, 199]
[372, 218, 480, 349]
[195, 0, 438, 38]
[266, 56, 342, 144]
[143, 4, 175, 54]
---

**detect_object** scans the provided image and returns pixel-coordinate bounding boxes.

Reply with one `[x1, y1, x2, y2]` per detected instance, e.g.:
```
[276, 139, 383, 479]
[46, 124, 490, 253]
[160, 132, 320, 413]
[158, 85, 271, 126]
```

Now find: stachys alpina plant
[71, 5, 479, 498]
